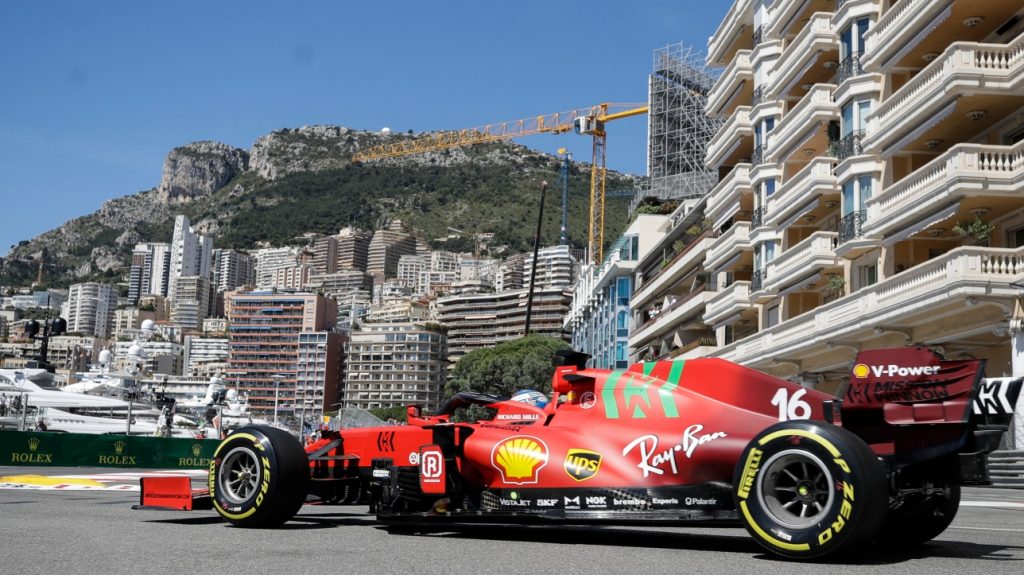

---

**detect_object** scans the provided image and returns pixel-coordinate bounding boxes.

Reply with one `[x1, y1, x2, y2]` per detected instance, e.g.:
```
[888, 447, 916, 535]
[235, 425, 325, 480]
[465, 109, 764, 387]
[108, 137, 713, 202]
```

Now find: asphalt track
[2, 466, 1023, 575]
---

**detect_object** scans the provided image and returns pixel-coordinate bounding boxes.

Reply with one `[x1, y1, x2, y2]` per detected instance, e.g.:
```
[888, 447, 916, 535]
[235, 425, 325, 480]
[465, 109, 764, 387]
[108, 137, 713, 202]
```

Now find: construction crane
[352, 103, 648, 264]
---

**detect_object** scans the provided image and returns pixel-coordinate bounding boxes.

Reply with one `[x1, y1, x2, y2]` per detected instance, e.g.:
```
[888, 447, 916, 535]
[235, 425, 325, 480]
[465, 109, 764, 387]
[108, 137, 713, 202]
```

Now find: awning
[779, 198, 821, 229]
[777, 272, 822, 297]
[881, 202, 960, 247]
[711, 312, 743, 329]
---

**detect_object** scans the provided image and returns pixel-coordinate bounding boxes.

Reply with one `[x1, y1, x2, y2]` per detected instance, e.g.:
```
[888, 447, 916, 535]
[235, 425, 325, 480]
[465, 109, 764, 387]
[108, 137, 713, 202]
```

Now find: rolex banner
[0, 430, 221, 469]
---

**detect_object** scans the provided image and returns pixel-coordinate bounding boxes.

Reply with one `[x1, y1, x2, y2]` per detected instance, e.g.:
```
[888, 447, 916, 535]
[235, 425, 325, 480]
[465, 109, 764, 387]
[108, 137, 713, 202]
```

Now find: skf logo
[191, 443, 202, 457]
[491, 436, 549, 485]
[28, 437, 40, 452]
[564, 449, 602, 482]
[114, 440, 126, 455]
[852, 364, 870, 379]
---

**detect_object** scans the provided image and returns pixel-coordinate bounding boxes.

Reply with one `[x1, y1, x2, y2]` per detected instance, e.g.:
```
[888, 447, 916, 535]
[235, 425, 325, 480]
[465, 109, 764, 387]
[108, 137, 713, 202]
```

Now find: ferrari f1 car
[138, 347, 1021, 560]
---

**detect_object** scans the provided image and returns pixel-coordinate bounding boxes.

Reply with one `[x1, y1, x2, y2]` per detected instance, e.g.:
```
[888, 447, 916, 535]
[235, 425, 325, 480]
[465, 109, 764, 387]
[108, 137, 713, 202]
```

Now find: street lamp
[270, 374, 285, 427]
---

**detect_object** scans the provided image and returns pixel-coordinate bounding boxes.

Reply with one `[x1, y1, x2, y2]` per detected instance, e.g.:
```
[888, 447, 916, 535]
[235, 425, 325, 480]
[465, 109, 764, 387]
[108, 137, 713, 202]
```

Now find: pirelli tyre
[732, 420, 888, 560]
[210, 425, 309, 527]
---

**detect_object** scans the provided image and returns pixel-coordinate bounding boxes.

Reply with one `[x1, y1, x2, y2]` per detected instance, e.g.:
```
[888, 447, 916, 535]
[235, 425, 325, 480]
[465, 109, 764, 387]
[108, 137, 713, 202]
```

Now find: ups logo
[564, 449, 602, 482]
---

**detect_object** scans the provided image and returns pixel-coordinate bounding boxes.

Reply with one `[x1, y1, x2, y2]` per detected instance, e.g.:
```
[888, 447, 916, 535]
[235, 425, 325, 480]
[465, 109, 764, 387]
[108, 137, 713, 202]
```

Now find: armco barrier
[1, 430, 222, 469]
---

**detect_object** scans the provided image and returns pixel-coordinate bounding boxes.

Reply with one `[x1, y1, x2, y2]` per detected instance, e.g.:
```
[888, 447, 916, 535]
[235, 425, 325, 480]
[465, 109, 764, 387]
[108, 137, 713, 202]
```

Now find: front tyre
[733, 421, 887, 560]
[210, 425, 309, 527]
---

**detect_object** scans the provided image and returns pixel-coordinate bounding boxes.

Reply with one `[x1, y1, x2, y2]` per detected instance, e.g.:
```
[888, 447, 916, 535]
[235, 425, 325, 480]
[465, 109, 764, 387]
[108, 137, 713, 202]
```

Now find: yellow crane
[352, 103, 648, 264]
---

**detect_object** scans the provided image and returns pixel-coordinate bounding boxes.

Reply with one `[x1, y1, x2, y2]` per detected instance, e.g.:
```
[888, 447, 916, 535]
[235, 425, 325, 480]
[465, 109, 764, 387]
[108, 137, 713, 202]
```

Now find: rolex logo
[114, 440, 126, 455]
[28, 437, 40, 452]
[192, 443, 202, 457]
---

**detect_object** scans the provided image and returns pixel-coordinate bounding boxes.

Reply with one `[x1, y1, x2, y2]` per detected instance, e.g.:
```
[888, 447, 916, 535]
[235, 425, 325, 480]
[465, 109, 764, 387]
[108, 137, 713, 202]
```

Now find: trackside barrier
[0, 430, 221, 469]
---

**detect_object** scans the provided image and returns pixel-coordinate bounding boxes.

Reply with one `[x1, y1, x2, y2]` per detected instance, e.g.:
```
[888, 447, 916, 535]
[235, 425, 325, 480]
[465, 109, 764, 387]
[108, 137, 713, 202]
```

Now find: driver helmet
[511, 389, 549, 409]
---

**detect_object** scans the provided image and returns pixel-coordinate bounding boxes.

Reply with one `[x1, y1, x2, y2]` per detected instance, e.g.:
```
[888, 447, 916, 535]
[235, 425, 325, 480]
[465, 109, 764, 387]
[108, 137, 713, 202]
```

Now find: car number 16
[770, 387, 812, 421]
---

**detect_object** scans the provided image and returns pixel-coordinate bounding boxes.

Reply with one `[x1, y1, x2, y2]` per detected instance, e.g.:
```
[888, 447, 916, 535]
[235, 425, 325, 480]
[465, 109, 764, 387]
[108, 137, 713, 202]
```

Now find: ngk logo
[855, 363, 940, 378]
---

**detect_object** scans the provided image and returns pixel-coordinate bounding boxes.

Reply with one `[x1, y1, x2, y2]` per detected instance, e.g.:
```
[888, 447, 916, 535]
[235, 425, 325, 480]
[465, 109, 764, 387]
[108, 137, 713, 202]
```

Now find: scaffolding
[634, 43, 722, 213]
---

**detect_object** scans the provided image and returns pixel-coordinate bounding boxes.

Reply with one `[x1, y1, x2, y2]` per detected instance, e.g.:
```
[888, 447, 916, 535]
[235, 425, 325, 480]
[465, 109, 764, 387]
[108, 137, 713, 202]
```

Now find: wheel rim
[756, 449, 835, 530]
[219, 446, 262, 504]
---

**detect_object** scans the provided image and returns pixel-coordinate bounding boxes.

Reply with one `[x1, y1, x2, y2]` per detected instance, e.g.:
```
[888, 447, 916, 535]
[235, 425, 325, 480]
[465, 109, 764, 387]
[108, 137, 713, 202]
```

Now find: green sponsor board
[0, 430, 221, 469]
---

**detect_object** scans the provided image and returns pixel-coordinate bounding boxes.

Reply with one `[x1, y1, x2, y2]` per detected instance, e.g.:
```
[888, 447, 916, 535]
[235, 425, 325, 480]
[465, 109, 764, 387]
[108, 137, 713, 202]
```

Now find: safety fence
[0, 430, 221, 469]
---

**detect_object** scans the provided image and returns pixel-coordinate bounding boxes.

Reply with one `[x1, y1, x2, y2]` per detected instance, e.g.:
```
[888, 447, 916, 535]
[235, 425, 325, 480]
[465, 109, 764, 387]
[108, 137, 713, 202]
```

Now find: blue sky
[0, 0, 728, 253]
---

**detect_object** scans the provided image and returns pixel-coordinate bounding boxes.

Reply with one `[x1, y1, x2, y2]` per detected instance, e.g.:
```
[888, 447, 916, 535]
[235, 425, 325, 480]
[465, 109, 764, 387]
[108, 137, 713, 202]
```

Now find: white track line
[960, 501, 1024, 509]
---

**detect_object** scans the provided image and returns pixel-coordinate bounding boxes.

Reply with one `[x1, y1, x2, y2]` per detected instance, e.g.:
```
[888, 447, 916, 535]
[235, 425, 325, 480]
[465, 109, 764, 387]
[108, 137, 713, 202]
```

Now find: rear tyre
[733, 421, 888, 560]
[878, 484, 960, 545]
[210, 425, 309, 527]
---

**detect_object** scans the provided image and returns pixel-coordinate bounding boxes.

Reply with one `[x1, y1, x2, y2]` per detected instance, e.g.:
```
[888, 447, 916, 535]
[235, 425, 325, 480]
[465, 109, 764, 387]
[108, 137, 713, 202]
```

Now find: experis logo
[854, 363, 940, 378]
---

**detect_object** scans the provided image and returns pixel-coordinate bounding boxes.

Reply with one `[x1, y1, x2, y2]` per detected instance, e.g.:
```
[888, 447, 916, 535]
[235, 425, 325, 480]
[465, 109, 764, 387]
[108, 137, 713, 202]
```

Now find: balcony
[863, 141, 1024, 240]
[706, 222, 753, 272]
[632, 233, 717, 308]
[710, 247, 1024, 366]
[629, 289, 715, 351]
[836, 130, 865, 162]
[704, 281, 755, 326]
[837, 52, 863, 85]
[707, 50, 754, 117]
[838, 209, 868, 244]
[766, 157, 839, 228]
[706, 164, 752, 224]
[705, 106, 753, 169]
[768, 0, 820, 40]
[764, 231, 840, 293]
[767, 13, 838, 101]
[751, 206, 766, 229]
[707, 0, 755, 66]
[862, 0, 1022, 73]
[865, 37, 1024, 156]
[766, 84, 838, 164]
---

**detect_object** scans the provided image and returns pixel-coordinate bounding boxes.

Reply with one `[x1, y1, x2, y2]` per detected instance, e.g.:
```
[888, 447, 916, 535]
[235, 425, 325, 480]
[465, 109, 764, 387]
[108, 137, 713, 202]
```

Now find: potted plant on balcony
[827, 273, 846, 296]
[952, 217, 995, 245]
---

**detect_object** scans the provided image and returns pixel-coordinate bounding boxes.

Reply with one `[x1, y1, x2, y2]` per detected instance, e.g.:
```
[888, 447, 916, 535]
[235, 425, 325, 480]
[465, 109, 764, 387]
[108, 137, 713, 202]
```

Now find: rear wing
[841, 347, 1021, 470]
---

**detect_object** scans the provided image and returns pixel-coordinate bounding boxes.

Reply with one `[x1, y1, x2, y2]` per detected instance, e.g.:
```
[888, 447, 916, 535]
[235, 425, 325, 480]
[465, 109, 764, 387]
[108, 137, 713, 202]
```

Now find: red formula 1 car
[139, 347, 1021, 560]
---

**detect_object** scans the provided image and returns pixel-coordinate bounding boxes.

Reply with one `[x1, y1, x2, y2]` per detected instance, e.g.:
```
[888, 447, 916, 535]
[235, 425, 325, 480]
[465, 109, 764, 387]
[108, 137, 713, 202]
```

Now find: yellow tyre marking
[739, 500, 811, 552]
[211, 433, 265, 521]
[757, 429, 841, 458]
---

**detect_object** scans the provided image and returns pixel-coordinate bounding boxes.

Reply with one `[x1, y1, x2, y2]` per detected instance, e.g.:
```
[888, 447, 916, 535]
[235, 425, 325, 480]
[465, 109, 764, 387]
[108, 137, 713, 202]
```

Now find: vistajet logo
[857, 364, 940, 378]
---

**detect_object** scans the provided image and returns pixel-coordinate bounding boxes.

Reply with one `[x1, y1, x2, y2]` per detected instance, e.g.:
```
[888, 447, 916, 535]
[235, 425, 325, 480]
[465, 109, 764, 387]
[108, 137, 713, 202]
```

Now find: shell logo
[491, 436, 549, 485]
[853, 364, 871, 379]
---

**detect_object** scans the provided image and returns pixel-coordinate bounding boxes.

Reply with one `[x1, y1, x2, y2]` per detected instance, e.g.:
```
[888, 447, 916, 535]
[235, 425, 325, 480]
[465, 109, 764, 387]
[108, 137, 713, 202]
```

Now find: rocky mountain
[1, 126, 637, 288]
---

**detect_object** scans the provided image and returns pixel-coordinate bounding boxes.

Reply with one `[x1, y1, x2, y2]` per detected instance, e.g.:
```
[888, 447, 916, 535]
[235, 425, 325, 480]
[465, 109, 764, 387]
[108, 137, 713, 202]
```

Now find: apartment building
[113, 340, 184, 375]
[113, 307, 156, 339]
[566, 215, 668, 368]
[252, 247, 300, 288]
[226, 291, 339, 416]
[183, 335, 230, 377]
[342, 322, 447, 412]
[168, 215, 213, 299]
[437, 287, 573, 364]
[335, 227, 372, 271]
[296, 331, 347, 420]
[701, 0, 1024, 400]
[367, 221, 418, 278]
[65, 282, 119, 338]
[213, 249, 256, 293]
[169, 276, 212, 330]
[128, 242, 171, 301]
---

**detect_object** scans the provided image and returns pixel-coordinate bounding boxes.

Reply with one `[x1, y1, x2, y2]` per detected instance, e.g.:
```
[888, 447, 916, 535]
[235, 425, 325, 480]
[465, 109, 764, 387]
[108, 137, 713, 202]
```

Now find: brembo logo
[856, 364, 940, 378]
